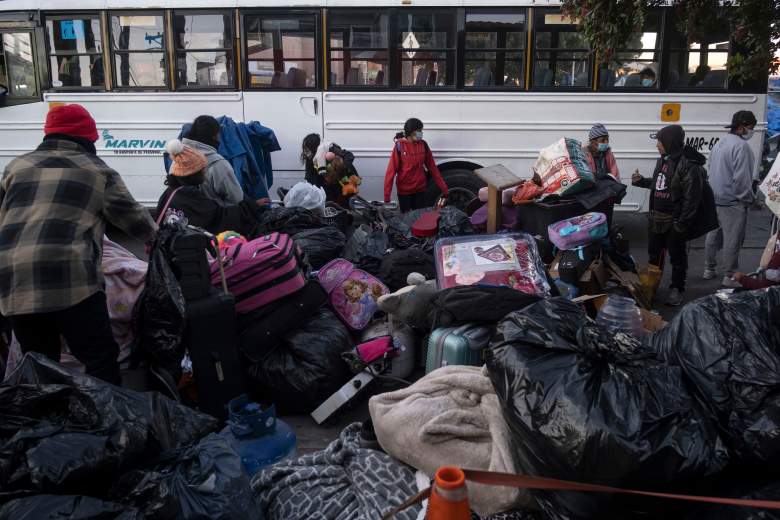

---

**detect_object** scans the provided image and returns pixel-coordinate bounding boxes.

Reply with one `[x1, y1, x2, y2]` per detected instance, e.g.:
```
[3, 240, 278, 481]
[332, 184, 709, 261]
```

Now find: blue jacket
[165, 116, 281, 200]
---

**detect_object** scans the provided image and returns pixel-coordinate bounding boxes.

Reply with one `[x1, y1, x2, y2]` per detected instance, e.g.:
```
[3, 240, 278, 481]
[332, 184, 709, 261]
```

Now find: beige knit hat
[166, 139, 208, 177]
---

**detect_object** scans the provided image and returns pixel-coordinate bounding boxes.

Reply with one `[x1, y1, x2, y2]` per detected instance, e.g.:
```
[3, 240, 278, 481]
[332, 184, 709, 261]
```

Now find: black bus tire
[424, 168, 486, 211]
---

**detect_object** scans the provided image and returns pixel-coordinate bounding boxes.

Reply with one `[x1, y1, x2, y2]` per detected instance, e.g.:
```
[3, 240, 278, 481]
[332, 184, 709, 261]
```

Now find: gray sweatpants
[704, 204, 749, 276]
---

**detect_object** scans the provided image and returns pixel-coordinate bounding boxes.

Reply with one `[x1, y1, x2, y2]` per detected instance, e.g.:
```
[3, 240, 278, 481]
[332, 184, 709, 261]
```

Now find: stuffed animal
[377, 273, 438, 331]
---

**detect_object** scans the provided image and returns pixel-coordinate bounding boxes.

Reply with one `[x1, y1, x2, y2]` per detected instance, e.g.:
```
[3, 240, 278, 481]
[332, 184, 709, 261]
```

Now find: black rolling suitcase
[183, 229, 246, 421]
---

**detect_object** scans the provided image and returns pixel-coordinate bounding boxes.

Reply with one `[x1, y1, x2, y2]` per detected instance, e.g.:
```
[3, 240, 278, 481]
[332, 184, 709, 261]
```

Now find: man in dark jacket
[632, 125, 709, 306]
[0, 104, 156, 384]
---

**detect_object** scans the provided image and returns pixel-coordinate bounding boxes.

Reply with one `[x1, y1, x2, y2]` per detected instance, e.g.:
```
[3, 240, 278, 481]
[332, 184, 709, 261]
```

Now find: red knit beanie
[44, 104, 99, 142]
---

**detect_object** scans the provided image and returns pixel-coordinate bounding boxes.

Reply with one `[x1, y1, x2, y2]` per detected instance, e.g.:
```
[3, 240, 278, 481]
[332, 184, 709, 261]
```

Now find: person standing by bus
[703, 110, 758, 287]
[384, 118, 449, 212]
[300, 133, 359, 207]
[183, 115, 244, 206]
[583, 124, 619, 180]
[0, 104, 156, 384]
[631, 125, 709, 306]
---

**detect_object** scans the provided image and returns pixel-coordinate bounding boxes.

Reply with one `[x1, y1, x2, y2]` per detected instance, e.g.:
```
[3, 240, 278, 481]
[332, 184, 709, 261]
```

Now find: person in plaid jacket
[0, 104, 156, 384]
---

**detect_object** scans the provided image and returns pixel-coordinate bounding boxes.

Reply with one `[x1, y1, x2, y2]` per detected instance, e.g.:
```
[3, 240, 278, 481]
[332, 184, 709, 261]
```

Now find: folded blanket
[252, 423, 421, 520]
[369, 365, 532, 516]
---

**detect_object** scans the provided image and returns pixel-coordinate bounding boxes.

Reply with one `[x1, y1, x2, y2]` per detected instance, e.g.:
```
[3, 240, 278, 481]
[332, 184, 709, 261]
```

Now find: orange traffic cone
[425, 466, 470, 520]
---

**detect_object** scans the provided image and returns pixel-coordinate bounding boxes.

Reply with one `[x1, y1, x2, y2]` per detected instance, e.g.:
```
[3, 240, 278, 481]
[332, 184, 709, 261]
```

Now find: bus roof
[0, 0, 564, 11]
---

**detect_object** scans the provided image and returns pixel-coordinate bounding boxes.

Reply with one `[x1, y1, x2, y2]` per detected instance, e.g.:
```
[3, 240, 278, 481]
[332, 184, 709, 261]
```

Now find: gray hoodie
[707, 132, 756, 206]
[182, 138, 244, 206]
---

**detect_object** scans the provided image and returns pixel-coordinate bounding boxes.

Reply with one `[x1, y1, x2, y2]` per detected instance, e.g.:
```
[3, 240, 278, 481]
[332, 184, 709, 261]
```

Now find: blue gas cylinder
[219, 395, 297, 476]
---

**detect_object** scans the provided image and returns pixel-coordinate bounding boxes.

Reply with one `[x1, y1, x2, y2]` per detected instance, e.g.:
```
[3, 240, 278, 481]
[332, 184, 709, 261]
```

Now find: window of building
[464, 11, 526, 89]
[599, 11, 661, 90]
[396, 10, 456, 88]
[1, 32, 38, 97]
[666, 15, 730, 90]
[245, 13, 317, 89]
[329, 11, 388, 87]
[173, 11, 234, 88]
[45, 15, 105, 88]
[111, 13, 167, 88]
[532, 9, 590, 89]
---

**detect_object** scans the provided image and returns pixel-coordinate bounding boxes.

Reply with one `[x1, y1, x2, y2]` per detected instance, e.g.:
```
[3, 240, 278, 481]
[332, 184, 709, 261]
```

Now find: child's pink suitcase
[317, 258, 389, 330]
[210, 232, 305, 314]
[547, 212, 608, 251]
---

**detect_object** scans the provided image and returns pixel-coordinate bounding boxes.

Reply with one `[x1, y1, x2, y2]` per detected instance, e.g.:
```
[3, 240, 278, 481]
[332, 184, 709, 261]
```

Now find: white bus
[0, 0, 767, 210]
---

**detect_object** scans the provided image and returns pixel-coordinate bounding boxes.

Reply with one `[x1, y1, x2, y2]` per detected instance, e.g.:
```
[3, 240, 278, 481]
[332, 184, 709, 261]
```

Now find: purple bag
[548, 212, 608, 250]
[210, 232, 305, 314]
[318, 258, 389, 330]
[470, 203, 518, 230]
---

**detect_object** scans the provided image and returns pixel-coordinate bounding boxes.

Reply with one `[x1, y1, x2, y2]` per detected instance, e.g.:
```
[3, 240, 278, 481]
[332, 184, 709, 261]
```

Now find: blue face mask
[641, 78, 653, 87]
[597, 143, 610, 152]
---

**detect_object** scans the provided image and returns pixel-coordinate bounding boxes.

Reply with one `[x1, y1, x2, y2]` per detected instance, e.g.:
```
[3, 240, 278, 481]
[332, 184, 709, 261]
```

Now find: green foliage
[561, 0, 780, 84]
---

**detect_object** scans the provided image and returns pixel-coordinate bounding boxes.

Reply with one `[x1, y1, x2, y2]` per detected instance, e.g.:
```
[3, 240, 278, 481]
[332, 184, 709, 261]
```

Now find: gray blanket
[252, 423, 421, 520]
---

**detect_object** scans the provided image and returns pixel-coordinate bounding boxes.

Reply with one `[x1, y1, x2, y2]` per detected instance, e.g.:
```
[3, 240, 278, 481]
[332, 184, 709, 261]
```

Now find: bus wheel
[425, 168, 486, 212]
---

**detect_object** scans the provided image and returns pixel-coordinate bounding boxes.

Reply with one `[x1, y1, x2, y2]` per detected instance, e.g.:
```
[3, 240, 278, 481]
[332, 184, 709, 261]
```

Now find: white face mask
[415, 131, 424, 140]
[742, 129, 756, 140]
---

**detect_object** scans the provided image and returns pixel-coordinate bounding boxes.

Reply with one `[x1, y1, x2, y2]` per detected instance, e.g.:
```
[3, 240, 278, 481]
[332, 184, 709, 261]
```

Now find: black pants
[648, 229, 688, 291]
[9, 292, 121, 385]
[398, 192, 427, 213]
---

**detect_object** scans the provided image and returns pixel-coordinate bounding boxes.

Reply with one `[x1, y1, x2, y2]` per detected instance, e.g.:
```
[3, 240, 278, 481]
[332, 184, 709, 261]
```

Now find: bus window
[110, 13, 167, 88]
[666, 16, 729, 90]
[397, 10, 456, 88]
[464, 11, 526, 89]
[2, 33, 37, 97]
[599, 11, 660, 90]
[45, 16, 104, 89]
[245, 14, 317, 89]
[329, 11, 388, 87]
[532, 9, 590, 89]
[173, 11, 234, 89]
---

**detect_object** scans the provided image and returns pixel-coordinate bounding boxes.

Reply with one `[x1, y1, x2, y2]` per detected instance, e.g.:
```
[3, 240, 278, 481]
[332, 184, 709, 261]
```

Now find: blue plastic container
[219, 395, 297, 476]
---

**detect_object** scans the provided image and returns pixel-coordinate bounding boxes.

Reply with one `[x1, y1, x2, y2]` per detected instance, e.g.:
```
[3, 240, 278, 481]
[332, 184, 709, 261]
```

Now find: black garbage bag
[0, 353, 217, 499]
[257, 207, 324, 236]
[378, 249, 436, 291]
[292, 227, 346, 270]
[110, 433, 262, 520]
[384, 208, 436, 250]
[487, 298, 728, 519]
[686, 479, 780, 519]
[343, 224, 389, 265]
[245, 308, 353, 414]
[133, 224, 187, 381]
[437, 206, 474, 237]
[649, 287, 780, 465]
[0, 495, 142, 520]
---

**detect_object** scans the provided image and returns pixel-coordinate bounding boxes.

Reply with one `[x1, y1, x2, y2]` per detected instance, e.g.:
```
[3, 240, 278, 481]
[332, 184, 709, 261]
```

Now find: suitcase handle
[187, 225, 229, 295]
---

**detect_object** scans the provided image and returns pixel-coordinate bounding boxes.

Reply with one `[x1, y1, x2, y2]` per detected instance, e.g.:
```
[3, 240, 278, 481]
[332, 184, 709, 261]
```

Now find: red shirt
[740, 231, 780, 290]
[384, 138, 448, 202]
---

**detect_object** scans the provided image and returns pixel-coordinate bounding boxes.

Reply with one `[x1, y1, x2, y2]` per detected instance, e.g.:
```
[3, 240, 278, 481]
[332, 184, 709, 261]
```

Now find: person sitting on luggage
[301, 133, 360, 207]
[158, 139, 266, 237]
[583, 123, 620, 181]
[733, 226, 780, 290]
[183, 115, 244, 206]
[384, 118, 449, 212]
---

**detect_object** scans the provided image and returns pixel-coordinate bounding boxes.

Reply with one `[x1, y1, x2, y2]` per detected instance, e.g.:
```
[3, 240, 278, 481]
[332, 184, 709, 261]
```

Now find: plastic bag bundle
[283, 182, 326, 214]
[487, 298, 728, 519]
[533, 138, 595, 197]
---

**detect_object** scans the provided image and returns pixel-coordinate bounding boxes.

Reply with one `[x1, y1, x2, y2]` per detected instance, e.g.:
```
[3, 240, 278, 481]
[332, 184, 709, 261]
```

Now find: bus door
[241, 10, 323, 193]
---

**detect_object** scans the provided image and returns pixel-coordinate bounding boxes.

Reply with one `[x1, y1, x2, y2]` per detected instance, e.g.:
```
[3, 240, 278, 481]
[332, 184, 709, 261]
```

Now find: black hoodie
[637, 145, 707, 234]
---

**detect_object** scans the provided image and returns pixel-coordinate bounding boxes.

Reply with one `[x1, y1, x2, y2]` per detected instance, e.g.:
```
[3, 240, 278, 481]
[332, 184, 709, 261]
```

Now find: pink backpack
[318, 258, 389, 330]
[210, 232, 305, 314]
[548, 212, 608, 251]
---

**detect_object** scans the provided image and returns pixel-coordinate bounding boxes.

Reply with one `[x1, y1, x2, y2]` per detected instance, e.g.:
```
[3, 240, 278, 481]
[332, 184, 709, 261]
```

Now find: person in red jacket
[384, 118, 449, 212]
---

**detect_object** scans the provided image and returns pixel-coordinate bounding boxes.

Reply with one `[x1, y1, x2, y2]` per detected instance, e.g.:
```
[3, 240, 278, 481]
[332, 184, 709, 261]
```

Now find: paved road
[110, 205, 777, 452]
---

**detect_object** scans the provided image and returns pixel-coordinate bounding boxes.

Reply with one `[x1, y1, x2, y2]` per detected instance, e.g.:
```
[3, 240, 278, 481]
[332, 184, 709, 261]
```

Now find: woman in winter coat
[157, 139, 266, 237]
[384, 118, 449, 212]
[182, 115, 244, 206]
[583, 123, 620, 181]
[631, 125, 717, 307]
[301, 133, 359, 207]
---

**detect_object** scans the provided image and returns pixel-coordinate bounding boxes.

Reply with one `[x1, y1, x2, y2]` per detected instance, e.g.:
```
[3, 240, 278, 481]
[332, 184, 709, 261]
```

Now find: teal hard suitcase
[425, 324, 492, 373]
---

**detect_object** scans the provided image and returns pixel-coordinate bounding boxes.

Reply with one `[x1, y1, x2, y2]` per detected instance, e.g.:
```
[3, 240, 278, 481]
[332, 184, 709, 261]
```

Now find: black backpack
[429, 286, 543, 329]
[379, 248, 436, 291]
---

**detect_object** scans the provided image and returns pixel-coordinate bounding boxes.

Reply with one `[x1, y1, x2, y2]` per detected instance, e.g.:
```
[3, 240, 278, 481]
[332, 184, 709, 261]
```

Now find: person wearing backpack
[631, 125, 718, 306]
[384, 118, 449, 212]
